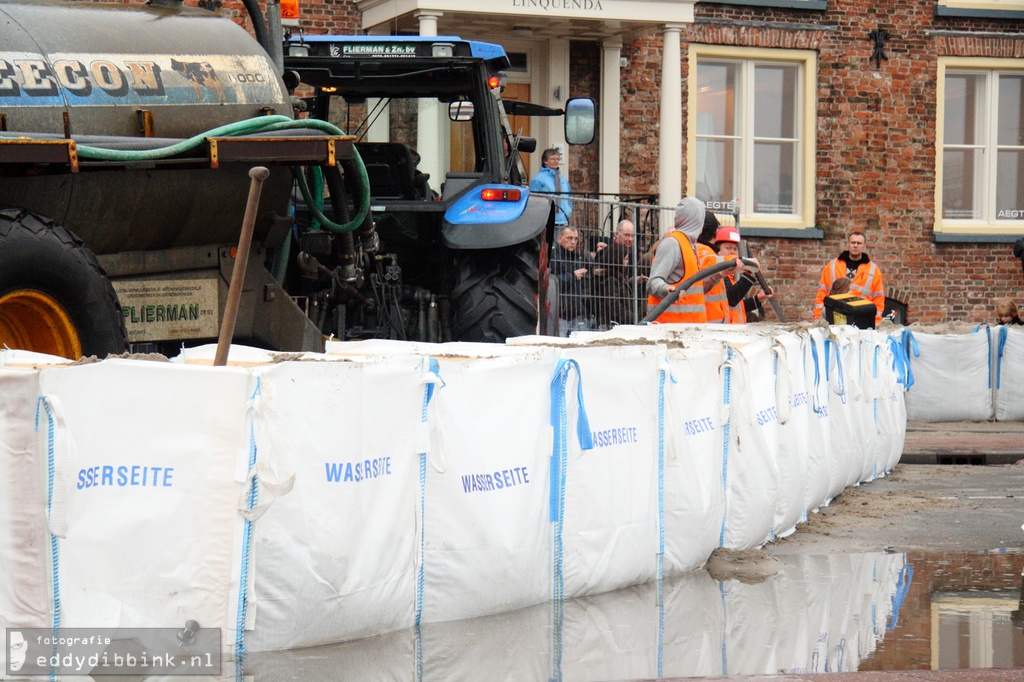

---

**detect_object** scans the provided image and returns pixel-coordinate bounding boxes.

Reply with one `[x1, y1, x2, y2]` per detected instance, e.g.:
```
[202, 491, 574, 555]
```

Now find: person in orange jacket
[813, 230, 885, 323]
[648, 198, 724, 323]
[715, 225, 770, 323]
[695, 211, 728, 323]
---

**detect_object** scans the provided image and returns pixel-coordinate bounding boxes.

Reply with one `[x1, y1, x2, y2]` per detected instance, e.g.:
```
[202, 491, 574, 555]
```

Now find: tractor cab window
[316, 93, 481, 198]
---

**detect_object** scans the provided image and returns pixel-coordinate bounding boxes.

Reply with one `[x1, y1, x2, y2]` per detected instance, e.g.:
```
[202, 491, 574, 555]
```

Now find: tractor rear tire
[452, 238, 540, 343]
[0, 208, 128, 359]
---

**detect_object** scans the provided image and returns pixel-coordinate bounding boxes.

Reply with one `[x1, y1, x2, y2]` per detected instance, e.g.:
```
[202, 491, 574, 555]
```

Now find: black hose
[641, 258, 759, 324]
[322, 164, 357, 266]
[241, 0, 272, 54]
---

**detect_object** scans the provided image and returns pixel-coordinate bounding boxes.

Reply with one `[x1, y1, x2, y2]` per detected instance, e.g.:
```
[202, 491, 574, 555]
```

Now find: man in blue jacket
[529, 148, 572, 226]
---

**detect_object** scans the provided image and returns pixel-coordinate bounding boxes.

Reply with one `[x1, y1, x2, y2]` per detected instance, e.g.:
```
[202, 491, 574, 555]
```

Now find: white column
[599, 38, 622, 197]
[365, 26, 391, 143]
[544, 39, 570, 169]
[659, 23, 684, 235]
[416, 11, 444, 194]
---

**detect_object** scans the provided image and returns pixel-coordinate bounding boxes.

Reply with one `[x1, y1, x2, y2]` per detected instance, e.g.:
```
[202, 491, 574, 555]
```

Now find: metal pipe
[215, 166, 270, 366]
[641, 258, 758, 324]
[266, 0, 285, 75]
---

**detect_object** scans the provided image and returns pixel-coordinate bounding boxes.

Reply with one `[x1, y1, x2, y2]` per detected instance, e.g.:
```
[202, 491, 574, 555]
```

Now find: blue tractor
[283, 35, 595, 342]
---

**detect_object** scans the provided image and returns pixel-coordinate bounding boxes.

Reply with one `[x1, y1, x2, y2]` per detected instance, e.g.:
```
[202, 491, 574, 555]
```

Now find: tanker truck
[0, 1, 594, 359]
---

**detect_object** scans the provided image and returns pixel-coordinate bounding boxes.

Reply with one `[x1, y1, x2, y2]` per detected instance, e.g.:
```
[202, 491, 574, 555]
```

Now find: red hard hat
[715, 225, 741, 243]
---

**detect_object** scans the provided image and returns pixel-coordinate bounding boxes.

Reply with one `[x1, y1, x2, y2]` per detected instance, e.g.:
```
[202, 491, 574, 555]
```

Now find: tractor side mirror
[564, 97, 595, 145]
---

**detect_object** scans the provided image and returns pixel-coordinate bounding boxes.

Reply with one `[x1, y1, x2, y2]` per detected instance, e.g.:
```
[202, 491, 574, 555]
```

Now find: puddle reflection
[244, 550, 1024, 680]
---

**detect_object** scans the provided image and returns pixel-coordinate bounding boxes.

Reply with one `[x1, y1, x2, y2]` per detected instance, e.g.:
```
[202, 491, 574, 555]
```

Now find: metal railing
[544, 193, 665, 334]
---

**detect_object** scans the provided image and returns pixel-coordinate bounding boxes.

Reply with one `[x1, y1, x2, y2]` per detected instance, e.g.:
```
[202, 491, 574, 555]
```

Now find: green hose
[74, 115, 295, 161]
[73, 114, 370, 236]
[290, 148, 371, 235]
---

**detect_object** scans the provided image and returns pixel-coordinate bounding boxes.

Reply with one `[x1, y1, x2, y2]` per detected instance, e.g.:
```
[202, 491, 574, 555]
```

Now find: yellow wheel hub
[0, 289, 82, 359]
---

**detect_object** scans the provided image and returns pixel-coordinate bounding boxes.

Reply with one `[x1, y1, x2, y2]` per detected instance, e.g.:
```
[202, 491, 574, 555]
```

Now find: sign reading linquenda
[511, 0, 605, 10]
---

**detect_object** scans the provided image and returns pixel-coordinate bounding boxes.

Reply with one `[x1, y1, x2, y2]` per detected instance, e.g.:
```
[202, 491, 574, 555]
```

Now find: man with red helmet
[715, 225, 772, 324]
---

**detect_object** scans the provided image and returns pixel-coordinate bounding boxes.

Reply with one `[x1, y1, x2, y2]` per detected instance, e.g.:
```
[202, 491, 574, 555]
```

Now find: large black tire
[0, 208, 127, 359]
[451, 238, 541, 343]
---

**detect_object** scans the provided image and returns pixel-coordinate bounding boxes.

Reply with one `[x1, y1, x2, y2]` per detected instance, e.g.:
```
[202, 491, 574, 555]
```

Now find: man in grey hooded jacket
[647, 197, 746, 323]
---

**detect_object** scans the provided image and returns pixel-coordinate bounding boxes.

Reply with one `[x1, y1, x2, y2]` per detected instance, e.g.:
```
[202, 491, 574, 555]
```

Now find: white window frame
[938, 0, 1024, 10]
[687, 45, 817, 233]
[935, 57, 1024, 236]
[712, 0, 826, 7]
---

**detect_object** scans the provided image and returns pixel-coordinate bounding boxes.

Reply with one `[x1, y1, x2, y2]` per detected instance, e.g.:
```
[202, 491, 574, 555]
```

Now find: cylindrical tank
[0, 1, 297, 253]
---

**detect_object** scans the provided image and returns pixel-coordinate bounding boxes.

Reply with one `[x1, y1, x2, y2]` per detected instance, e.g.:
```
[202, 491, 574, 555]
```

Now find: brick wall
[620, 0, 1024, 324]
[85, 0, 361, 33]
[569, 40, 601, 195]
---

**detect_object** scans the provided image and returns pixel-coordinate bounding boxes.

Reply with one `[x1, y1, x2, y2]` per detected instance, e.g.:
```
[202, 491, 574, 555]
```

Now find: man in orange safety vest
[813, 230, 885, 323]
[647, 198, 745, 323]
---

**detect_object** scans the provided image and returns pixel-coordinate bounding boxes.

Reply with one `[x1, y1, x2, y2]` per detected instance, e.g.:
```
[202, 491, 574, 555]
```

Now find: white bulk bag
[38, 360, 253, 653]
[995, 326, 1024, 421]
[247, 357, 428, 651]
[0, 364, 52, 662]
[770, 332, 812, 538]
[867, 335, 908, 476]
[903, 328, 993, 422]
[664, 344, 728, 573]
[419, 347, 558, 622]
[842, 329, 884, 484]
[557, 345, 662, 597]
[823, 333, 862, 500]
[720, 337, 780, 550]
[801, 329, 833, 513]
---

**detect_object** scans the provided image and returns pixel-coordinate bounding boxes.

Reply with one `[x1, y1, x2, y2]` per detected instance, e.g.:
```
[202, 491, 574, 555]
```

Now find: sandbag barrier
[0, 324, 910, 670]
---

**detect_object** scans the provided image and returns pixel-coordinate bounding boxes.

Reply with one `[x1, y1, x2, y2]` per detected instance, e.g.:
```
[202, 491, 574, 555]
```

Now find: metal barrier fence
[546, 194, 665, 335]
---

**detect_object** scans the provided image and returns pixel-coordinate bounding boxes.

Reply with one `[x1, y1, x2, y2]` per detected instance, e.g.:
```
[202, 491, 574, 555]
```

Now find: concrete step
[902, 420, 1024, 464]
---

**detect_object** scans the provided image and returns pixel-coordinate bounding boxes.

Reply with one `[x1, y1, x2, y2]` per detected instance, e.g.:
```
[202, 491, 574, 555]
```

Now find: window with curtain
[936, 0, 1024, 18]
[688, 46, 817, 234]
[938, 61, 1024, 234]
